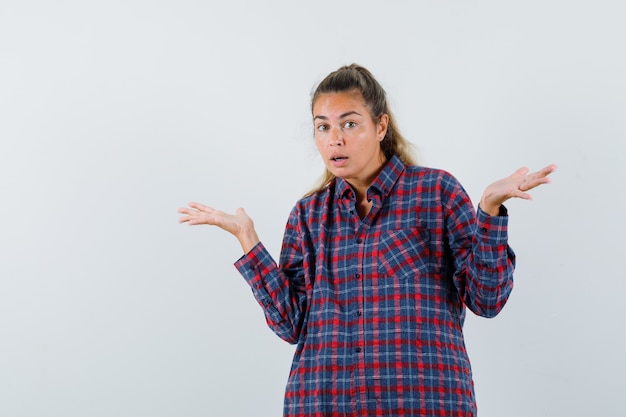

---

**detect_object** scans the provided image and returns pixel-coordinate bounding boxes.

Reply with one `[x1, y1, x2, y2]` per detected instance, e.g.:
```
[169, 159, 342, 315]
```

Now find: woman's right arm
[178, 202, 307, 344]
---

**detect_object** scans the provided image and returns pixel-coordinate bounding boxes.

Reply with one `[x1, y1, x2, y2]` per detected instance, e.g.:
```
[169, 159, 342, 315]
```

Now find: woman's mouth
[330, 156, 348, 167]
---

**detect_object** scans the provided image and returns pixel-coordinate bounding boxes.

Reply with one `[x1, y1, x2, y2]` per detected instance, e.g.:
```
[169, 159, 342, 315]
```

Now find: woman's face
[313, 90, 388, 191]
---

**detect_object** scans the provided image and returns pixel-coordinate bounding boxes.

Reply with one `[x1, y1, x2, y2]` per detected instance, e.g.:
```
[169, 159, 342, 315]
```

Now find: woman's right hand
[178, 202, 260, 254]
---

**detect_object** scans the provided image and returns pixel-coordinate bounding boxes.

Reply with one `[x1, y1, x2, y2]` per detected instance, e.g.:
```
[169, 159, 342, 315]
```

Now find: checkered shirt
[235, 154, 515, 416]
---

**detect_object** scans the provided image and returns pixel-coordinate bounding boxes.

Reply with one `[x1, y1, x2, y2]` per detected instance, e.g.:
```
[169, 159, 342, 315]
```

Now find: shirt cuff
[234, 242, 273, 286]
[476, 205, 509, 243]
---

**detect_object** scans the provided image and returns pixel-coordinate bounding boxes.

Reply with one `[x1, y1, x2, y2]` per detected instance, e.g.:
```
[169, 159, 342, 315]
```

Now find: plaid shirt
[235, 155, 515, 417]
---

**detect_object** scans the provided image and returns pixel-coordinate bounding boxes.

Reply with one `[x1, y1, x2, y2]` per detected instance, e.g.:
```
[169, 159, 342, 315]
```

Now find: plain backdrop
[1, 1, 625, 416]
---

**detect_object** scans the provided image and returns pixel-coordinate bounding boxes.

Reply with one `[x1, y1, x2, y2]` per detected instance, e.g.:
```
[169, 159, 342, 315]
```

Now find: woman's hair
[307, 64, 417, 195]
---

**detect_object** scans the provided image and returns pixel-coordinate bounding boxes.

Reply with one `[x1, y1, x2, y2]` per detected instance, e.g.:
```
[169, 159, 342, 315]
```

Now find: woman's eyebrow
[314, 111, 362, 120]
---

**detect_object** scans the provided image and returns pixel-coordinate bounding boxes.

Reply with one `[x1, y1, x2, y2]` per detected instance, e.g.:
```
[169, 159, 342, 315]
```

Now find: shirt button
[355, 273, 360, 279]
[355, 347, 362, 353]
[356, 311, 362, 316]
[356, 238, 363, 244]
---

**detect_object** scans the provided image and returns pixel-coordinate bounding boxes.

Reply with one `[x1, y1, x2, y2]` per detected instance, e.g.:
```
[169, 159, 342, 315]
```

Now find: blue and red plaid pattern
[235, 155, 515, 416]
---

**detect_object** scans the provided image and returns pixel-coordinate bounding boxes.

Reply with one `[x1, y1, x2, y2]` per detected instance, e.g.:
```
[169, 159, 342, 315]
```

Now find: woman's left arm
[446, 164, 557, 317]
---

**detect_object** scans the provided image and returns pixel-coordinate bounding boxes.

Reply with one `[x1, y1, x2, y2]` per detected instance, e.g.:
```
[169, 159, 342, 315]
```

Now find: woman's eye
[317, 124, 329, 132]
[343, 121, 356, 129]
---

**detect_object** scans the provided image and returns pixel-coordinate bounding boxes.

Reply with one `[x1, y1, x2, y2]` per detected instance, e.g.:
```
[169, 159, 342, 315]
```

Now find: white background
[1, 1, 625, 416]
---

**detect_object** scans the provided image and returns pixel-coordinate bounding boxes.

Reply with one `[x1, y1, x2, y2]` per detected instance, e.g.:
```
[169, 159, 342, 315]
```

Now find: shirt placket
[352, 196, 381, 414]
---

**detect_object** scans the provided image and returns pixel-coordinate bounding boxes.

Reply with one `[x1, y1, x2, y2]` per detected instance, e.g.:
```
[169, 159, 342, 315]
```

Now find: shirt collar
[334, 154, 405, 201]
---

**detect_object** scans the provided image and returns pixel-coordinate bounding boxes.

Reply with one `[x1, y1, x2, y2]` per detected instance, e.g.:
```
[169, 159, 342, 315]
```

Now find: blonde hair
[307, 64, 417, 196]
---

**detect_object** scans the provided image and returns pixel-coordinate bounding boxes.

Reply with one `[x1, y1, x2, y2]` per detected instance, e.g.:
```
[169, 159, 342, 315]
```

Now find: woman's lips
[330, 156, 348, 167]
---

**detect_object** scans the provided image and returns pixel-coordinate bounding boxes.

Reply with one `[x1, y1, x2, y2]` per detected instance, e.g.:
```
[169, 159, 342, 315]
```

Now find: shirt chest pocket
[375, 227, 432, 279]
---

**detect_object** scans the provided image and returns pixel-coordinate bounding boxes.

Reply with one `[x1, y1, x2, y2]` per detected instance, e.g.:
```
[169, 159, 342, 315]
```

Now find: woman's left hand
[480, 164, 557, 216]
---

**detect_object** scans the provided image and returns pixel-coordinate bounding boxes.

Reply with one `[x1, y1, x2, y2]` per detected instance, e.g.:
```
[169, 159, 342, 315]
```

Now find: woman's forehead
[312, 91, 369, 117]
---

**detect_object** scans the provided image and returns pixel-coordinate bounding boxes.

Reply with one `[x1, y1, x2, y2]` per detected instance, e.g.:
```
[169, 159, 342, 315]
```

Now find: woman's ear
[378, 114, 389, 141]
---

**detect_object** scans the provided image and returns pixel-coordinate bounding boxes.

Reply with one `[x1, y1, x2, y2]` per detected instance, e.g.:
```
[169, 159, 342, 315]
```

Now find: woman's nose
[329, 127, 343, 146]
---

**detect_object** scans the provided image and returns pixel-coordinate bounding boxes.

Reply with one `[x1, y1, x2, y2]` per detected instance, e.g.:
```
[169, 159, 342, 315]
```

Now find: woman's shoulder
[290, 182, 334, 214]
[403, 164, 462, 188]
[401, 164, 471, 210]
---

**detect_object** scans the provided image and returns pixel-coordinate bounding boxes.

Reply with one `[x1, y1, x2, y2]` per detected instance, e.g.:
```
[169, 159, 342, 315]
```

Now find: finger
[519, 165, 557, 190]
[188, 202, 212, 211]
[509, 180, 531, 196]
[517, 192, 533, 201]
[540, 164, 558, 175]
[518, 181, 537, 193]
[529, 164, 557, 180]
[523, 171, 555, 191]
[511, 166, 530, 179]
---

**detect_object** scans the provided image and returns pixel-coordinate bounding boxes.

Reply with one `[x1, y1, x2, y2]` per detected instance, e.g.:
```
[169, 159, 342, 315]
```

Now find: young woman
[178, 64, 556, 417]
